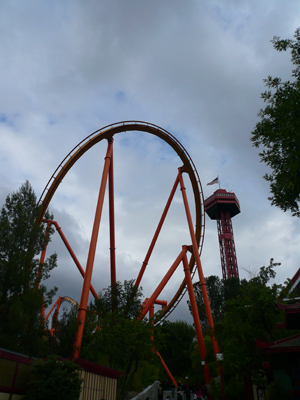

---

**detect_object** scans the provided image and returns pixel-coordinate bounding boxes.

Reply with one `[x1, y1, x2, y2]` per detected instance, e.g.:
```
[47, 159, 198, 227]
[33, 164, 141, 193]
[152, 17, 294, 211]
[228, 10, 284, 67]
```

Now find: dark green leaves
[251, 28, 300, 216]
[0, 181, 57, 355]
[22, 355, 82, 400]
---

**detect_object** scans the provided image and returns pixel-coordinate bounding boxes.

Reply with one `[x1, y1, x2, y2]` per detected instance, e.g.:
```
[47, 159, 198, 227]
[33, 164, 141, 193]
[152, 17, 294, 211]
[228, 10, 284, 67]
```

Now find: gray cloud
[1, 0, 300, 323]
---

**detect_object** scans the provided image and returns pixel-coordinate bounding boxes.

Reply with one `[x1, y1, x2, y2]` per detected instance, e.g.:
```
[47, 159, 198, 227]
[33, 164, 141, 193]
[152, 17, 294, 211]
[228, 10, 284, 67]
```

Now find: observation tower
[204, 188, 240, 280]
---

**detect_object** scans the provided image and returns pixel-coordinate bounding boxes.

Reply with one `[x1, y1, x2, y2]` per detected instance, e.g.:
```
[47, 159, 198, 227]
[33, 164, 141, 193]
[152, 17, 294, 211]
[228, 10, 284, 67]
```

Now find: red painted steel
[45, 296, 78, 323]
[204, 189, 240, 279]
[217, 211, 239, 279]
[142, 298, 168, 311]
[37, 121, 205, 322]
[178, 169, 220, 358]
[135, 175, 180, 288]
[143, 298, 178, 387]
[140, 247, 187, 319]
[36, 122, 217, 381]
[155, 350, 178, 387]
[43, 219, 99, 300]
[45, 296, 61, 322]
[74, 140, 113, 357]
[153, 299, 167, 308]
[182, 248, 211, 383]
[108, 142, 116, 286]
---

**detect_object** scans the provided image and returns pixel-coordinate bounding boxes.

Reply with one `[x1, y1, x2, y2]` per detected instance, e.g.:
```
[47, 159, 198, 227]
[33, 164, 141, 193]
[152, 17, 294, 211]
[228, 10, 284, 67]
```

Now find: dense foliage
[156, 320, 196, 383]
[91, 280, 156, 395]
[1, 182, 297, 399]
[251, 28, 300, 216]
[22, 355, 82, 400]
[215, 260, 287, 386]
[0, 181, 57, 356]
[46, 280, 159, 397]
[191, 260, 295, 398]
[188, 275, 242, 334]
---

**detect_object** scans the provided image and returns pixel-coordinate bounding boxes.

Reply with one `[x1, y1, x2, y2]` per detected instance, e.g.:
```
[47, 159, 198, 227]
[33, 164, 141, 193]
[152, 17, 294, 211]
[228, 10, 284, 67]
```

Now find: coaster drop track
[37, 121, 219, 383]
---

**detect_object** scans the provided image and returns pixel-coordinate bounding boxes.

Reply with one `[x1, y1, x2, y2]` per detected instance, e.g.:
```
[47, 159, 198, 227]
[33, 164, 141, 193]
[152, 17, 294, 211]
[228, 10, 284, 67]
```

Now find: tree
[45, 305, 80, 358]
[251, 28, 300, 216]
[189, 262, 296, 397]
[155, 320, 196, 382]
[22, 355, 82, 400]
[188, 275, 225, 334]
[0, 181, 57, 355]
[188, 275, 243, 335]
[89, 280, 157, 397]
[215, 259, 290, 391]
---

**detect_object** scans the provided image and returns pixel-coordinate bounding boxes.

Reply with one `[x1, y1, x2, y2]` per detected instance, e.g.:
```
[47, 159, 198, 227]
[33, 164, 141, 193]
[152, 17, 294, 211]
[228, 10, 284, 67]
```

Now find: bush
[265, 382, 293, 400]
[22, 355, 82, 400]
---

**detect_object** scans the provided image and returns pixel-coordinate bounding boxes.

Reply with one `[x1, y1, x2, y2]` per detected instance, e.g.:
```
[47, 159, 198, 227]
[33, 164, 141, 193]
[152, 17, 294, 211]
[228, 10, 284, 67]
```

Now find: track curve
[38, 121, 205, 321]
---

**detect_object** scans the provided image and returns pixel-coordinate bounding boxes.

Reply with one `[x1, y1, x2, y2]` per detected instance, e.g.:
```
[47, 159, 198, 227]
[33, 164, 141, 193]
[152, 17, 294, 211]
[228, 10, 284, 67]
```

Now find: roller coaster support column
[43, 220, 99, 300]
[146, 300, 177, 387]
[178, 168, 220, 358]
[74, 140, 113, 358]
[109, 143, 116, 286]
[140, 247, 187, 319]
[155, 350, 178, 387]
[135, 175, 180, 288]
[45, 296, 61, 322]
[182, 246, 210, 383]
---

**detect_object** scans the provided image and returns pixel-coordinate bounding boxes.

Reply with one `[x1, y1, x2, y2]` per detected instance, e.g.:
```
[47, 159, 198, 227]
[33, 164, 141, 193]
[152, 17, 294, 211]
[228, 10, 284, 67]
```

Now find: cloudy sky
[1, 0, 300, 323]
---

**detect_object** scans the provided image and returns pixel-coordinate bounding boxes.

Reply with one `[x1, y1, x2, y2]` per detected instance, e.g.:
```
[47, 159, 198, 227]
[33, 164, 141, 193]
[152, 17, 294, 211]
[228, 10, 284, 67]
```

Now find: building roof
[286, 268, 300, 296]
[255, 334, 300, 353]
[0, 348, 123, 379]
[72, 358, 123, 379]
[276, 302, 300, 329]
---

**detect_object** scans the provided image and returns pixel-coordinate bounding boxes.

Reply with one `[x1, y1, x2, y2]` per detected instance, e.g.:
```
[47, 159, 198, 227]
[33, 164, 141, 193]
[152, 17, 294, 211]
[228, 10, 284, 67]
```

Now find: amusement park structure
[204, 188, 241, 280]
[37, 121, 221, 386]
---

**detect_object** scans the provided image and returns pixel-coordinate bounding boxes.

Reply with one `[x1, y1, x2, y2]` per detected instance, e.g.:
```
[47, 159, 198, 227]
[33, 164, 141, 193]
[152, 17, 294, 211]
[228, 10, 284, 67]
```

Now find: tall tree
[251, 28, 300, 216]
[188, 275, 225, 334]
[0, 181, 57, 355]
[215, 260, 290, 391]
[22, 355, 82, 400]
[155, 320, 196, 381]
[89, 280, 157, 397]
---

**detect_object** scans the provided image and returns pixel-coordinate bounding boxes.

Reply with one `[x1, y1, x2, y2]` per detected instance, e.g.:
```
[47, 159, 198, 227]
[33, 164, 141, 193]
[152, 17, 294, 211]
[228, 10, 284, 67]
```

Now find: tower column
[217, 210, 239, 279]
[204, 188, 240, 280]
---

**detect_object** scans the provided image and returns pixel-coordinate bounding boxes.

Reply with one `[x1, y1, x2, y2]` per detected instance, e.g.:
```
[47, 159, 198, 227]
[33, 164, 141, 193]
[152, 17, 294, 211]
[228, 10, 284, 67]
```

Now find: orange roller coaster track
[37, 121, 219, 383]
[38, 121, 204, 319]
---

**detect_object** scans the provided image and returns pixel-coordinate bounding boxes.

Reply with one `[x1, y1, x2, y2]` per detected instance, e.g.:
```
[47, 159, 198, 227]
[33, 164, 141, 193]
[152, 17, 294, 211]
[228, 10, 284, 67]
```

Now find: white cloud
[1, 0, 300, 326]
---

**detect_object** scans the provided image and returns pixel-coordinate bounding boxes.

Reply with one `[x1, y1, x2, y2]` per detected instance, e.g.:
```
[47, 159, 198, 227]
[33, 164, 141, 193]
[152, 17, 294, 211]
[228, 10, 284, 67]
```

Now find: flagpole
[218, 175, 221, 189]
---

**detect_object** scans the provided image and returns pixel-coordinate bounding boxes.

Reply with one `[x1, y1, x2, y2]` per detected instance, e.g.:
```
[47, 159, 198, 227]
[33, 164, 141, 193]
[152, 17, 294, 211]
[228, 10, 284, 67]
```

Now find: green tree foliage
[46, 305, 80, 358]
[0, 181, 57, 355]
[156, 320, 195, 382]
[215, 259, 289, 389]
[188, 276, 242, 335]
[265, 382, 294, 400]
[189, 261, 295, 396]
[90, 280, 157, 396]
[43, 280, 160, 396]
[22, 355, 82, 400]
[251, 28, 300, 216]
[94, 280, 144, 320]
[190, 334, 218, 385]
[188, 275, 224, 334]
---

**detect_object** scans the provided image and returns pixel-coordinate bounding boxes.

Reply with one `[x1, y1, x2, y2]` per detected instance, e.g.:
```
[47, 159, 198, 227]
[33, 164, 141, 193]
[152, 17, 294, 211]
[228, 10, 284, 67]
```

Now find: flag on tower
[207, 177, 219, 186]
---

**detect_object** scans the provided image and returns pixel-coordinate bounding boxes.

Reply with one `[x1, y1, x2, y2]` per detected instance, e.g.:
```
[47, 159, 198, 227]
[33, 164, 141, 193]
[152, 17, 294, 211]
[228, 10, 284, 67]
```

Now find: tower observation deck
[204, 189, 240, 280]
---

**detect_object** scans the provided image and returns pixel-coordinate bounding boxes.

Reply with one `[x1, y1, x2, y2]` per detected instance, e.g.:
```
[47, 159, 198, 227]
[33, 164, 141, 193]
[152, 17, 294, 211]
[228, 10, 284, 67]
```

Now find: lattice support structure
[217, 210, 239, 280]
[204, 189, 240, 280]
